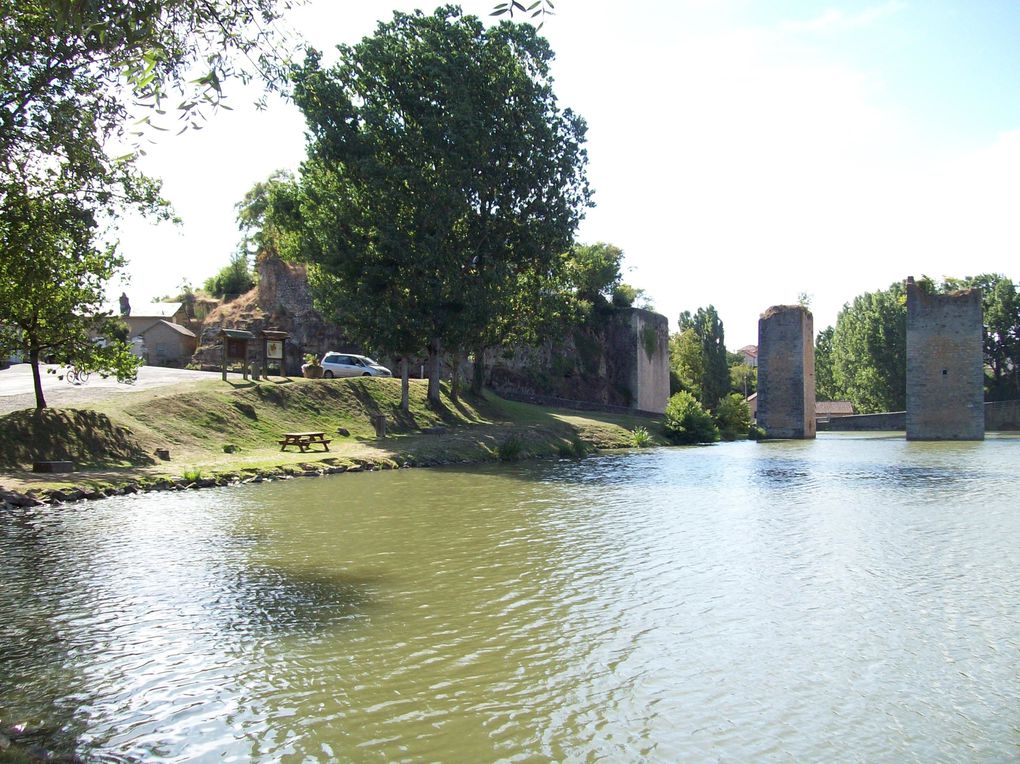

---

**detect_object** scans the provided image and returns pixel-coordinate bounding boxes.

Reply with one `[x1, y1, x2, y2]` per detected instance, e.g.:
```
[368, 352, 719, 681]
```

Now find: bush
[204, 252, 255, 299]
[630, 426, 653, 447]
[497, 435, 523, 461]
[715, 393, 751, 441]
[663, 391, 719, 444]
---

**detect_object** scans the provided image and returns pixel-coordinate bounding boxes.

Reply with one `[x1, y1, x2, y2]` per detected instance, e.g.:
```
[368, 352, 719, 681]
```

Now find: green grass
[0, 376, 668, 491]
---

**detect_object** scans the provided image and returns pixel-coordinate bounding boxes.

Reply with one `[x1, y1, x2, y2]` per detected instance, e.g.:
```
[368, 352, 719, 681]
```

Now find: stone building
[756, 305, 815, 439]
[137, 320, 197, 367]
[905, 277, 984, 440]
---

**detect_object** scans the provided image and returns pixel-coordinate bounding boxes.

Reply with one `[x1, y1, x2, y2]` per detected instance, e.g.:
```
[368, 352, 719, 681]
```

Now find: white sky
[114, 0, 1020, 349]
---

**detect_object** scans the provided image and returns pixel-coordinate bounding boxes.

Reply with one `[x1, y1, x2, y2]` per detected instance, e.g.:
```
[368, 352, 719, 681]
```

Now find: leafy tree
[235, 170, 303, 261]
[204, 252, 256, 299]
[0, 190, 141, 409]
[814, 325, 839, 402]
[1, 0, 295, 408]
[715, 392, 751, 441]
[729, 362, 756, 398]
[611, 283, 652, 309]
[669, 327, 703, 398]
[291, 7, 592, 406]
[830, 282, 906, 413]
[564, 242, 624, 309]
[677, 305, 729, 411]
[663, 391, 719, 444]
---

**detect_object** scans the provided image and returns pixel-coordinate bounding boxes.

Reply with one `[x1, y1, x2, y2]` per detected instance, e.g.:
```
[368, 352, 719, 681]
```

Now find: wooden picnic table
[279, 431, 331, 452]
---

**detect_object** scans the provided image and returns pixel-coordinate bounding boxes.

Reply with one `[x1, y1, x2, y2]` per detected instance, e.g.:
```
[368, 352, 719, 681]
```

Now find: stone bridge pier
[905, 277, 984, 440]
[757, 305, 815, 439]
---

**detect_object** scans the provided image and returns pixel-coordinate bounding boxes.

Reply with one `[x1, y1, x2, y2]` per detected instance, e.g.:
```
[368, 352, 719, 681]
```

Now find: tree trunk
[29, 343, 46, 410]
[400, 356, 410, 413]
[427, 337, 442, 404]
[471, 344, 486, 394]
[451, 348, 464, 404]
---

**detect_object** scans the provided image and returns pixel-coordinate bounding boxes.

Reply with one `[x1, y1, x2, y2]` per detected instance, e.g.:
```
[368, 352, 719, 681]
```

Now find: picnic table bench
[278, 431, 331, 452]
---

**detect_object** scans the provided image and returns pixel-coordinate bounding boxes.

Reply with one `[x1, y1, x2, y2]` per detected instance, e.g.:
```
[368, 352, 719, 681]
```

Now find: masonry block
[757, 305, 815, 439]
[905, 277, 984, 440]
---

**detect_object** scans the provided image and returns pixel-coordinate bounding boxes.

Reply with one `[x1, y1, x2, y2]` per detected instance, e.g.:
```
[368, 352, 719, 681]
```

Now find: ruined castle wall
[628, 309, 670, 413]
[757, 305, 815, 439]
[485, 307, 670, 414]
[905, 278, 984, 440]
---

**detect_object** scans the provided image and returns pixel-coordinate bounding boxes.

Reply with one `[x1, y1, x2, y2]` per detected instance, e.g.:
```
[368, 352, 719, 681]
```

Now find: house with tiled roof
[738, 344, 758, 367]
[137, 320, 197, 367]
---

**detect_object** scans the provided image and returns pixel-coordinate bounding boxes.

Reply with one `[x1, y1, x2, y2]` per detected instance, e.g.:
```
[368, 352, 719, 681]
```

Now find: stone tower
[905, 277, 984, 440]
[757, 305, 815, 439]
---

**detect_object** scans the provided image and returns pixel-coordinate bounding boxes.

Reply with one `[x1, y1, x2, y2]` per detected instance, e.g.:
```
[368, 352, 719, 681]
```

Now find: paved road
[0, 364, 240, 414]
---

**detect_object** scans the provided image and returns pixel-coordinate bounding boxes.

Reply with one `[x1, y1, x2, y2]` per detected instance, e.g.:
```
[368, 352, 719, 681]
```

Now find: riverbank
[0, 376, 667, 508]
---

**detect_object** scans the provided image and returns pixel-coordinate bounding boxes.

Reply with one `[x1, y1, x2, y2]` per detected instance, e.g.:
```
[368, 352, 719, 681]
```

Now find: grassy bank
[0, 376, 668, 498]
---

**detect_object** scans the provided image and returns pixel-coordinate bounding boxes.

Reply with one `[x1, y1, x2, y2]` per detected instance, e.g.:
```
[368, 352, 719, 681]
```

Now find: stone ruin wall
[757, 305, 815, 439]
[485, 308, 670, 414]
[905, 277, 984, 440]
[190, 256, 348, 375]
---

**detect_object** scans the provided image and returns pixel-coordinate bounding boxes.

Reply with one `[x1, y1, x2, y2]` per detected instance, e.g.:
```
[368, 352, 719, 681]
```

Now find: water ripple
[2, 435, 1020, 761]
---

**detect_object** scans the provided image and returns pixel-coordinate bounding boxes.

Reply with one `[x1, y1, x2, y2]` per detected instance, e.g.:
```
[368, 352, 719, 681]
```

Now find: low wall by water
[986, 400, 1020, 430]
[820, 412, 906, 431]
[821, 400, 1020, 432]
[496, 390, 662, 419]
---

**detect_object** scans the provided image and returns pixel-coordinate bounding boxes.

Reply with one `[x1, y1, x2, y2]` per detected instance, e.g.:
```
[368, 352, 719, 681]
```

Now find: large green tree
[1, 0, 295, 408]
[291, 6, 592, 405]
[830, 282, 907, 413]
[677, 305, 729, 411]
[814, 325, 838, 402]
[0, 190, 141, 408]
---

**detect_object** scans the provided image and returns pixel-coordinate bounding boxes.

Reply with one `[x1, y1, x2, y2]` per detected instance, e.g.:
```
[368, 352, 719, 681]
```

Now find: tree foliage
[1, 0, 295, 409]
[663, 391, 719, 444]
[814, 325, 837, 402]
[824, 274, 1020, 411]
[203, 251, 256, 299]
[0, 190, 141, 409]
[829, 282, 907, 413]
[291, 6, 592, 406]
[564, 242, 624, 309]
[675, 305, 729, 411]
[715, 392, 751, 441]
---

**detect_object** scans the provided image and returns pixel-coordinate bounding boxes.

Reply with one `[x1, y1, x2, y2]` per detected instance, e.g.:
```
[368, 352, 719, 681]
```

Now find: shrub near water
[715, 393, 751, 441]
[663, 391, 719, 444]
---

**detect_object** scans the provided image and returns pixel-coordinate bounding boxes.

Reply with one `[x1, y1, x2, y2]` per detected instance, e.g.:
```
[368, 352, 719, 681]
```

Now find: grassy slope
[0, 376, 668, 491]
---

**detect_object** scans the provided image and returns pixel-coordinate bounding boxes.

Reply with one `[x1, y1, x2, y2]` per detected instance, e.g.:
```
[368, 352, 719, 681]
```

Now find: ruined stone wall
[628, 309, 670, 413]
[190, 256, 347, 375]
[905, 278, 984, 440]
[485, 307, 670, 414]
[757, 305, 815, 439]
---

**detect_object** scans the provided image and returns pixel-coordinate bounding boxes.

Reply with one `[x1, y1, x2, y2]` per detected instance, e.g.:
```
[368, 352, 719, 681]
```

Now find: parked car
[320, 353, 391, 378]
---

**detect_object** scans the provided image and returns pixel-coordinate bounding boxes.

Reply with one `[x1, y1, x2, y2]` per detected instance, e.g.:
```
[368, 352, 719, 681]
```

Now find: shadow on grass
[0, 408, 155, 468]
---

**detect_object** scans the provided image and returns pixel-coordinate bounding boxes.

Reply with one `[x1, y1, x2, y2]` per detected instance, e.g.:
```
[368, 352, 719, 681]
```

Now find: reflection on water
[2, 434, 1019, 761]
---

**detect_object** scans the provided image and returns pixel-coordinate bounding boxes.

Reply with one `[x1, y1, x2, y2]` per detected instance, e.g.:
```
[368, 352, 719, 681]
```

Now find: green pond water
[2, 433, 1019, 762]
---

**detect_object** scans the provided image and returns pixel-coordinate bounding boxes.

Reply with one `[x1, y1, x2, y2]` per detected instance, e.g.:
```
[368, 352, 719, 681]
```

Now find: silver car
[320, 352, 391, 378]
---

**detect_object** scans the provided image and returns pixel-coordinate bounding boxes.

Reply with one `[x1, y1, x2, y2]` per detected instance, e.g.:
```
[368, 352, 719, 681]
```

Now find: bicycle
[65, 366, 91, 385]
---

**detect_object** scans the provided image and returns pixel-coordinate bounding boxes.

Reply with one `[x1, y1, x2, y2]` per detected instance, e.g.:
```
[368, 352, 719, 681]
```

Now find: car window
[324, 354, 339, 364]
